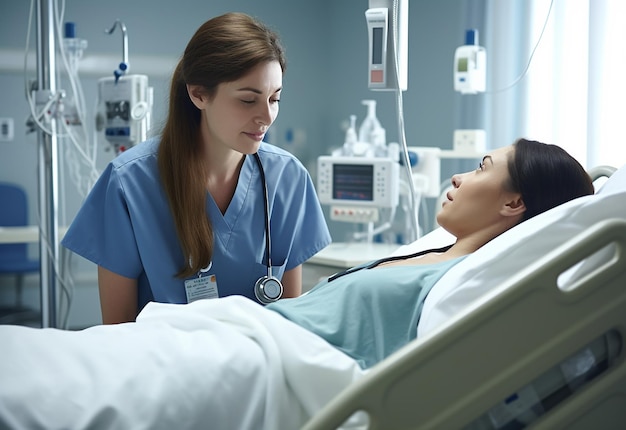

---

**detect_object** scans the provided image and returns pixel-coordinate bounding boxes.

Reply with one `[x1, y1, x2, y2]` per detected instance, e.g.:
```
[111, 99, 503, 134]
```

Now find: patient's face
[437, 145, 520, 237]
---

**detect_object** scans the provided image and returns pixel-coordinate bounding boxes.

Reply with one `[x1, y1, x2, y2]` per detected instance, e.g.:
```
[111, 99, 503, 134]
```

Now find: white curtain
[481, 0, 626, 169]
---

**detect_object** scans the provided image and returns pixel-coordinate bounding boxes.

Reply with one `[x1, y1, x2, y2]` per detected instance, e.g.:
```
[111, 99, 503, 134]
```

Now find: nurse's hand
[97, 266, 138, 324]
[281, 265, 302, 298]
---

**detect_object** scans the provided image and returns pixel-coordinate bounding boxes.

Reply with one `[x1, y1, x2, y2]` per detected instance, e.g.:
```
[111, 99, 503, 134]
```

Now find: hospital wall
[0, 0, 473, 328]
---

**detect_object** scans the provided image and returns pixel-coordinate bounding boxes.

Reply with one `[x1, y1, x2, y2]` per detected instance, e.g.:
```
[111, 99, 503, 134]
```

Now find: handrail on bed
[303, 218, 626, 430]
[588, 165, 617, 182]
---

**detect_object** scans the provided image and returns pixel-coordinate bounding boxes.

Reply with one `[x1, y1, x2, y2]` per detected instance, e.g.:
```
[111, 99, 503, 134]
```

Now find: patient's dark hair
[507, 138, 594, 222]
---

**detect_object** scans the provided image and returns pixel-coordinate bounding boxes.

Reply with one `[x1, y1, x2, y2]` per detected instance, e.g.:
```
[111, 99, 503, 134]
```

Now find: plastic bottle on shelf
[358, 100, 384, 147]
[342, 114, 358, 155]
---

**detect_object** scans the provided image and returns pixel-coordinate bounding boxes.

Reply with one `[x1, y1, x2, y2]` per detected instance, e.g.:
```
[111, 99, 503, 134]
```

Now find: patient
[267, 138, 594, 368]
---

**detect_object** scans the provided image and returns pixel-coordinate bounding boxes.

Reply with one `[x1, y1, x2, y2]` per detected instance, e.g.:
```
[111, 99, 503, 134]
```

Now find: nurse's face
[195, 60, 283, 155]
[436, 145, 522, 237]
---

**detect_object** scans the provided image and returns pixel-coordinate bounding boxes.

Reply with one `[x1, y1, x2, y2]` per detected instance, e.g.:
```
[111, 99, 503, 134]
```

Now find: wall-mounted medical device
[407, 147, 442, 199]
[97, 74, 152, 154]
[318, 156, 400, 208]
[454, 29, 486, 94]
[365, 0, 408, 91]
[95, 20, 153, 154]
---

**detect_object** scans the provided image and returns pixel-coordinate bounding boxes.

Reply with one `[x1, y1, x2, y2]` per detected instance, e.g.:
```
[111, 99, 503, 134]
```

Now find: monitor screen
[457, 57, 469, 72]
[332, 164, 374, 201]
[372, 27, 383, 65]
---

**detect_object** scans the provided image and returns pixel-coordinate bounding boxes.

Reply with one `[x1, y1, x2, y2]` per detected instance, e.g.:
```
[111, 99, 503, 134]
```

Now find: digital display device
[317, 156, 399, 208]
[365, 1, 408, 91]
[365, 8, 388, 87]
[372, 27, 383, 65]
[333, 164, 375, 201]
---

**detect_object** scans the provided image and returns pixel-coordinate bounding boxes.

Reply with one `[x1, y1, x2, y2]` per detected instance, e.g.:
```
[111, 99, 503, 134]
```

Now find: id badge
[184, 274, 219, 303]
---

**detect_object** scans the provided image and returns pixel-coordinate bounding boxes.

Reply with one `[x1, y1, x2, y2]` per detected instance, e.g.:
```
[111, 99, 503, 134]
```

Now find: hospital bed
[304, 218, 626, 429]
[1, 164, 625, 430]
[303, 164, 626, 429]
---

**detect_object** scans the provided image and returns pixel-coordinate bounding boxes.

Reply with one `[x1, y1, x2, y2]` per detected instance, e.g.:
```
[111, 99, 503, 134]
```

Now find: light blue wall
[0, 0, 472, 328]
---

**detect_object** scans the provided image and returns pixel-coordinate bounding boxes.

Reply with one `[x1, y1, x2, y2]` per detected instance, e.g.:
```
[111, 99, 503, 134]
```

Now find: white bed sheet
[0, 296, 365, 430]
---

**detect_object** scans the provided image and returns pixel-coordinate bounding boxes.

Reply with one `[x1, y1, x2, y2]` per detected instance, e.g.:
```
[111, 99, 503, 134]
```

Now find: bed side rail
[303, 218, 626, 430]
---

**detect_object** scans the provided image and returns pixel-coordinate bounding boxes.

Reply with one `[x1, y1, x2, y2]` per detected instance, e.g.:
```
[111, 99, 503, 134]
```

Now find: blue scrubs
[62, 137, 331, 310]
[267, 256, 465, 369]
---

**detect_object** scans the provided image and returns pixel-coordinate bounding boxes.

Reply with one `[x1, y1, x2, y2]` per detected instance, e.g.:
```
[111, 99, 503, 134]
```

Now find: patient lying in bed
[0, 139, 598, 430]
[267, 138, 593, 368]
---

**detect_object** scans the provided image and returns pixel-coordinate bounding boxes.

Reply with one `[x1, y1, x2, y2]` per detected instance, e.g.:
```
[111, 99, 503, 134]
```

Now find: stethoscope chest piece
[254, 276, 283, 304]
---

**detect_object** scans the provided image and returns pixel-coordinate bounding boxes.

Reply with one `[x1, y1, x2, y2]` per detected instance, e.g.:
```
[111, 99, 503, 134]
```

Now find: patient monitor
[317, 156, 399, 223]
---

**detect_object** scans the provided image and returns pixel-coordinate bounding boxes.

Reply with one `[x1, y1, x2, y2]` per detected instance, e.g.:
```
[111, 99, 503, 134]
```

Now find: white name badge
[184, 274, 219, 303]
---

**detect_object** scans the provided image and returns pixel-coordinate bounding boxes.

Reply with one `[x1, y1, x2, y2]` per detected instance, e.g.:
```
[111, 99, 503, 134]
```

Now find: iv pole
[35, 0, 59, 328]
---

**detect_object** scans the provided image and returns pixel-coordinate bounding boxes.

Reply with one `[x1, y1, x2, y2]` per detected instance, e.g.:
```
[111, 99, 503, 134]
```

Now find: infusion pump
[97, 74, 152, 153]
[317, 156, 399, 208]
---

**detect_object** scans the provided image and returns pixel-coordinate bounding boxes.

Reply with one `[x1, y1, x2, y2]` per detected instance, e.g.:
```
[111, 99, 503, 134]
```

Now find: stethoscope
[252, 152, 284, 304]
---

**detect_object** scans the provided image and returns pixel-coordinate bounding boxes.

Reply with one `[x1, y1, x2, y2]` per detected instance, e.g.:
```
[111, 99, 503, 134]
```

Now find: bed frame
[303, 217, 626, 429]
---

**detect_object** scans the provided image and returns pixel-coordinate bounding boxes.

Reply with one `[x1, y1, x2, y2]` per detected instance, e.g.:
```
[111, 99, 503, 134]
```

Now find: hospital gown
[268, 256, 466, 369]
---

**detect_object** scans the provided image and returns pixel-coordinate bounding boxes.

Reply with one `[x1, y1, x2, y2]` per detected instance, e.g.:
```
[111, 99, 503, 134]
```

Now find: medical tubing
[23, 0, 95, 327]
[352, 205, 397, 241]
[389, 0, 419, 242]
[34, 193, 73, 328]
[487, 0, 555, 94]
[104, 20, 129, 80]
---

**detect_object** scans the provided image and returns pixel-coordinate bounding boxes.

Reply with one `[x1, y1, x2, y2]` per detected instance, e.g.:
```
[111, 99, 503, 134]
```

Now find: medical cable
[352, 205, 397, 241]
[24, 0, 96, 328]
[390, 0, 419, 243]
[486, 0, 555, 94]
[327, 244, 453, 282]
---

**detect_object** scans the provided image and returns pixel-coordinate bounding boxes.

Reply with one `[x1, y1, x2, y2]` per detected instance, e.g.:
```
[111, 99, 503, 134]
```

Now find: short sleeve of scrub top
[61, 138, 331, 311]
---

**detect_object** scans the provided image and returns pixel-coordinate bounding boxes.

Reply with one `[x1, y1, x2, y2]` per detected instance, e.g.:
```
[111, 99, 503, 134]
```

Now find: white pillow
[390, 227, 455, 256]
[417, 163, 626, 337]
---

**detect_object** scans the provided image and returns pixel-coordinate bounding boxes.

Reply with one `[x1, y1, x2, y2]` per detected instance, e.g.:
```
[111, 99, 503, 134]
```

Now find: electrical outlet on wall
[0, 118, 14, 142]
[453, 129, 486, 154]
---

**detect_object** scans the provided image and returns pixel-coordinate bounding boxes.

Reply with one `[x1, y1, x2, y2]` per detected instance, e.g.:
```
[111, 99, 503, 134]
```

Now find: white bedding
[0, 296, 365, 430]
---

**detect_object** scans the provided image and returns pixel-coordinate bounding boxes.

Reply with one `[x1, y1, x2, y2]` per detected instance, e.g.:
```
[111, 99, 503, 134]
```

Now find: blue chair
[0, 182, 40, 323]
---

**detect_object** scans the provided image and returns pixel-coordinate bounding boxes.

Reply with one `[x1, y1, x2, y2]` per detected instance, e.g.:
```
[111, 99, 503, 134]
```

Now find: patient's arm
[97, 266, 138, 324]
[281, 265, 303, 298]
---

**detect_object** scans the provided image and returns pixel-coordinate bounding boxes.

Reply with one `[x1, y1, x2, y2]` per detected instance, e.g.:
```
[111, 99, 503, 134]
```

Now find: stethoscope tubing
[253, 152, 274, 279]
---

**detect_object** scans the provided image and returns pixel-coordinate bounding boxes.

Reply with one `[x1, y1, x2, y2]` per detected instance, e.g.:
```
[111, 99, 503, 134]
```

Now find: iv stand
[35, 0, 59, 328]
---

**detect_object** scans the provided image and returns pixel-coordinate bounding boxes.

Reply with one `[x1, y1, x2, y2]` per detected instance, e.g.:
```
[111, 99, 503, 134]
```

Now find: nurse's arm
[97, 266, 139, 324]
[281, 265, 302, 298]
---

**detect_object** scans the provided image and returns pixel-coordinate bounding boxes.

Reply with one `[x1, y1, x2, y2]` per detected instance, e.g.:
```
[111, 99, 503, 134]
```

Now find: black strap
[327, 244, 454, 282]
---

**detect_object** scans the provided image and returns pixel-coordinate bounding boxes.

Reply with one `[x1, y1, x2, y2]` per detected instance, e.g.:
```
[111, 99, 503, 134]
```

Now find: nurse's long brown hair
[157, 13, 286, 278]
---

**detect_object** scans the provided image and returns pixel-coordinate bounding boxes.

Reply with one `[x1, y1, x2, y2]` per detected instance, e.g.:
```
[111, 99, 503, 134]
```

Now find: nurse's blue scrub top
[61, 138, 331, 311]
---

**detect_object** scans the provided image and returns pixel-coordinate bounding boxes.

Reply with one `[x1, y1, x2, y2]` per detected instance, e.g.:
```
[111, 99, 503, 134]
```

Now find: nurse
[62, 12, 331, 324]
